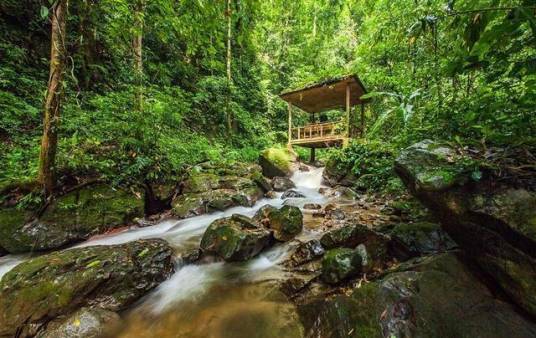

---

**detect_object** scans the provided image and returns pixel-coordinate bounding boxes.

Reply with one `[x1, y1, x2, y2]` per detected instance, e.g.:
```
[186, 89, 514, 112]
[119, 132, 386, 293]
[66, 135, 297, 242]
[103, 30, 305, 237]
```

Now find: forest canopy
[0, 0, 534, 194]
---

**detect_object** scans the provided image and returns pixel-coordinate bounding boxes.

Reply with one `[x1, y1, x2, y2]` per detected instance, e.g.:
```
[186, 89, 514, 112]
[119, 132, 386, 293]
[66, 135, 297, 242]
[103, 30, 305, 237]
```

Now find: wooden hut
[280, 75, 369, 160]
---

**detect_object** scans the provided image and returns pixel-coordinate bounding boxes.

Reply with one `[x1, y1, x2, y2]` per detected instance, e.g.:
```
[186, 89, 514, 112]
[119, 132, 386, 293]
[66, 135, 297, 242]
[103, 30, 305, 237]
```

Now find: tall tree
[38, 0, 69, 196]
[133, 0, 145, 112]
[226, 0, 233, 133]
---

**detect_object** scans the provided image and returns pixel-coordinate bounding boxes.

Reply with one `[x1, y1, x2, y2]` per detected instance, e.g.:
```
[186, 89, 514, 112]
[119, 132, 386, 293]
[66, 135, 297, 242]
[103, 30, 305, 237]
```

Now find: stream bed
[0, 166, 328, 338]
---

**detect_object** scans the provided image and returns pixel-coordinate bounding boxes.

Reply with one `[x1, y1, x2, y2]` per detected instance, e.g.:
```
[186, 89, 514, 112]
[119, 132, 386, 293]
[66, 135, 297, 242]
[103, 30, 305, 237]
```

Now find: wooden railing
[291, 121, 345, 142]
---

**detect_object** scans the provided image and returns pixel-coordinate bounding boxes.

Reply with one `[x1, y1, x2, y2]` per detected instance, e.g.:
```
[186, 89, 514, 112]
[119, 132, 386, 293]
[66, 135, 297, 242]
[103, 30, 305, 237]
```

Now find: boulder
[272, 177, 295, 192]
[300, 253, 536, 338]
[258, 148, 293, 178]
[38, 308, 120, 338]
[281, 189, 305, 199]
[321, 248, 362, 284]
[263, 205, 303, 242]
[320, 224, 381, 249]
[390, 222, 457, 257]
[0, 184, 144, 254]
[288, 239, 325, 267]
[0, 239, 174, 337]
[171, 163, 265, 219]
[395, 140, 536, 316]
[200, 214, 271, 261]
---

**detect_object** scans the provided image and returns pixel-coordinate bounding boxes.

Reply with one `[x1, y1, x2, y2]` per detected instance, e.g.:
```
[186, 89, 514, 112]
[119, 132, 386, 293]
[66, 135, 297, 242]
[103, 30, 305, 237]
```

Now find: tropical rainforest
[0, 1, 535, 337]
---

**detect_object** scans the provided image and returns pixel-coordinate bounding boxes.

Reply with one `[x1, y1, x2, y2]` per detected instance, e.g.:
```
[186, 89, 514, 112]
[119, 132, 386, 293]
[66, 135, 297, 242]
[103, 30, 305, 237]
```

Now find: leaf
[40, 6, 49, 19]
[86, 260, 101, 269]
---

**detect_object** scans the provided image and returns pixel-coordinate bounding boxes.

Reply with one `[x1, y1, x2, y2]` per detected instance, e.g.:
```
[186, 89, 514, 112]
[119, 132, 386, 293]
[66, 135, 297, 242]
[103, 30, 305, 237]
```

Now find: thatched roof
[280, 75, 369, 113]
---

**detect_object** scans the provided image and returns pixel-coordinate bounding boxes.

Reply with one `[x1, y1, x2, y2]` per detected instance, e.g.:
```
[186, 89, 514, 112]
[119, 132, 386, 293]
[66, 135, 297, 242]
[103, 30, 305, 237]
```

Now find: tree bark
[133, 0, 145, 112]
[38, 0, 69, 196]
[226, 0, 233, 133]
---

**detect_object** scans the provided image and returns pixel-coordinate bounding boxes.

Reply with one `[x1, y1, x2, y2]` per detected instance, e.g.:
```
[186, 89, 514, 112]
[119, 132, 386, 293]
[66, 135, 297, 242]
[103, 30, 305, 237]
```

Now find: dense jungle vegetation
[1, 0, 535, 195]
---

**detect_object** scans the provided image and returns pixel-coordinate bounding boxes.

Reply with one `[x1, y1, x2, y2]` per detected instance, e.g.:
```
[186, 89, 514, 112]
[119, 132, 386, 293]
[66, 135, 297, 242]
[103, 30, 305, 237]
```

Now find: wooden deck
[289, 121, 347, 148]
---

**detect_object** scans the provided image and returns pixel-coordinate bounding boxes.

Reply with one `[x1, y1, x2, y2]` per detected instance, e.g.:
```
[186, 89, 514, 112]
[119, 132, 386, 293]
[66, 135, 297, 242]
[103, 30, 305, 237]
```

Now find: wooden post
[310, 147, 316, 164]
[360, 103, 365, 137]
[287, 102, 292, 147]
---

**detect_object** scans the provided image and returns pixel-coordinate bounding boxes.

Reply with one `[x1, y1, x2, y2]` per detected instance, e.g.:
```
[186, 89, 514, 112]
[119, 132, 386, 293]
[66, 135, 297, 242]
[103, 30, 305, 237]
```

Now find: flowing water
[0, 166, 328, 338]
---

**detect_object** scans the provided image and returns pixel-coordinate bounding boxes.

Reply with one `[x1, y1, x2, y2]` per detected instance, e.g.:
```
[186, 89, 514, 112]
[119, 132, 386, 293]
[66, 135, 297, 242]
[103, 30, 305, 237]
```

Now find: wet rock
[280, 276, 316, 297]
[263, 206, 304, 242]
[395, 140, 536, 316]
[0, 239, 174, 337]
[390, 222, 457, 257]
[200, 214, 271, 261]
[171, 165, 264, 219]
[298, 164, 310, 172]
[320, 224, 380, 249]
[178, 248, 202, 265]
[272, 177, 295, 192]
[303, 203, 322, 210]
[258, 148, 293, 178]
[253, 205, 278, 225]
[38, 308, 120, 338]
[288, 239, 325, 267]
[321, 248, 362, 285]
[299, 253, 536, 338]
[281, 189, 305, 199]
[0, 184, 144, 254]
[0, 246, 6, 257]
[326, 208, 345, 220]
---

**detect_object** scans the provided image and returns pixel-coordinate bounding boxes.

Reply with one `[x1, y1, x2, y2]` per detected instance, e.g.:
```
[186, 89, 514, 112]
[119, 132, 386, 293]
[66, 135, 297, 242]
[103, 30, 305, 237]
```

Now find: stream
[0, 166, 328, 338]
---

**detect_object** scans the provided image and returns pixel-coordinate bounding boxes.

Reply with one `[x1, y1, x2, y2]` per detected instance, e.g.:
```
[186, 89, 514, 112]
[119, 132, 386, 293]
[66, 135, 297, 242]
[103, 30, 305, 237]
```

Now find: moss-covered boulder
[258, 148, 293, 178]
[171, 163, 266, 219]
[320, 224, 382, 249]
[0, 184, 143, 254]
[321, 248, 362, 285]
[255, 205, 303, 241]
[390, 222, 457, 256]
[0, 239, 174, 337]
[300, 253, 536, 338]
[200, 214, 271, 261]
[38, 307, 120, 338]
[396, 140, 536, 316]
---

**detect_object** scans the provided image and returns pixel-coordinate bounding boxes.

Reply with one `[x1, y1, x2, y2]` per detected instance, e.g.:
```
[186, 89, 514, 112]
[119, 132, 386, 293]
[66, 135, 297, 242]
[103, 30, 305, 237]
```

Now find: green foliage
[328, 141, 399, 192]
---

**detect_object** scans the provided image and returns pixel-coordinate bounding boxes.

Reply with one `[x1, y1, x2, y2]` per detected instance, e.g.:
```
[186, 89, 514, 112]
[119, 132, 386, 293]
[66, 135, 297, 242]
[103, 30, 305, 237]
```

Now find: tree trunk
[38, 0, 69, 197]
[226, 0, 233, 133]
[133, 0, 145, 112]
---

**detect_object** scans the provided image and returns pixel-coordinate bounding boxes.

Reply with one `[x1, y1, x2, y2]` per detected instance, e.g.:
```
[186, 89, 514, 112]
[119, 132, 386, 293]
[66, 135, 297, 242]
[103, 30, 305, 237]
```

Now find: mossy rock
[298, 282, 381, 338]
[395, 139, 478, 192]
[395, 140, 536, 316]
[266, 205, 303, 242]
[258, 148, 293, 178]
[200, 214, 271, 261]
[171, 194, 206, 218]
[182, 173, 220, 193]
[300, 253, 536, 338]
[390, 222, 457, 256]
[0, 184, 143, 254]
[321, 248, 362, 284]
[320, 224, 381, 249]
[0, 239, 174, 337]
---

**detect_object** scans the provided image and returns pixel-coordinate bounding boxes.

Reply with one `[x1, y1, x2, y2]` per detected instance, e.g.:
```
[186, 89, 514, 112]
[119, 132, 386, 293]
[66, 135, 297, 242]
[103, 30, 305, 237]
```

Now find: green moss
[40, 184, 143, 232]
[262, 148, 292, 171]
